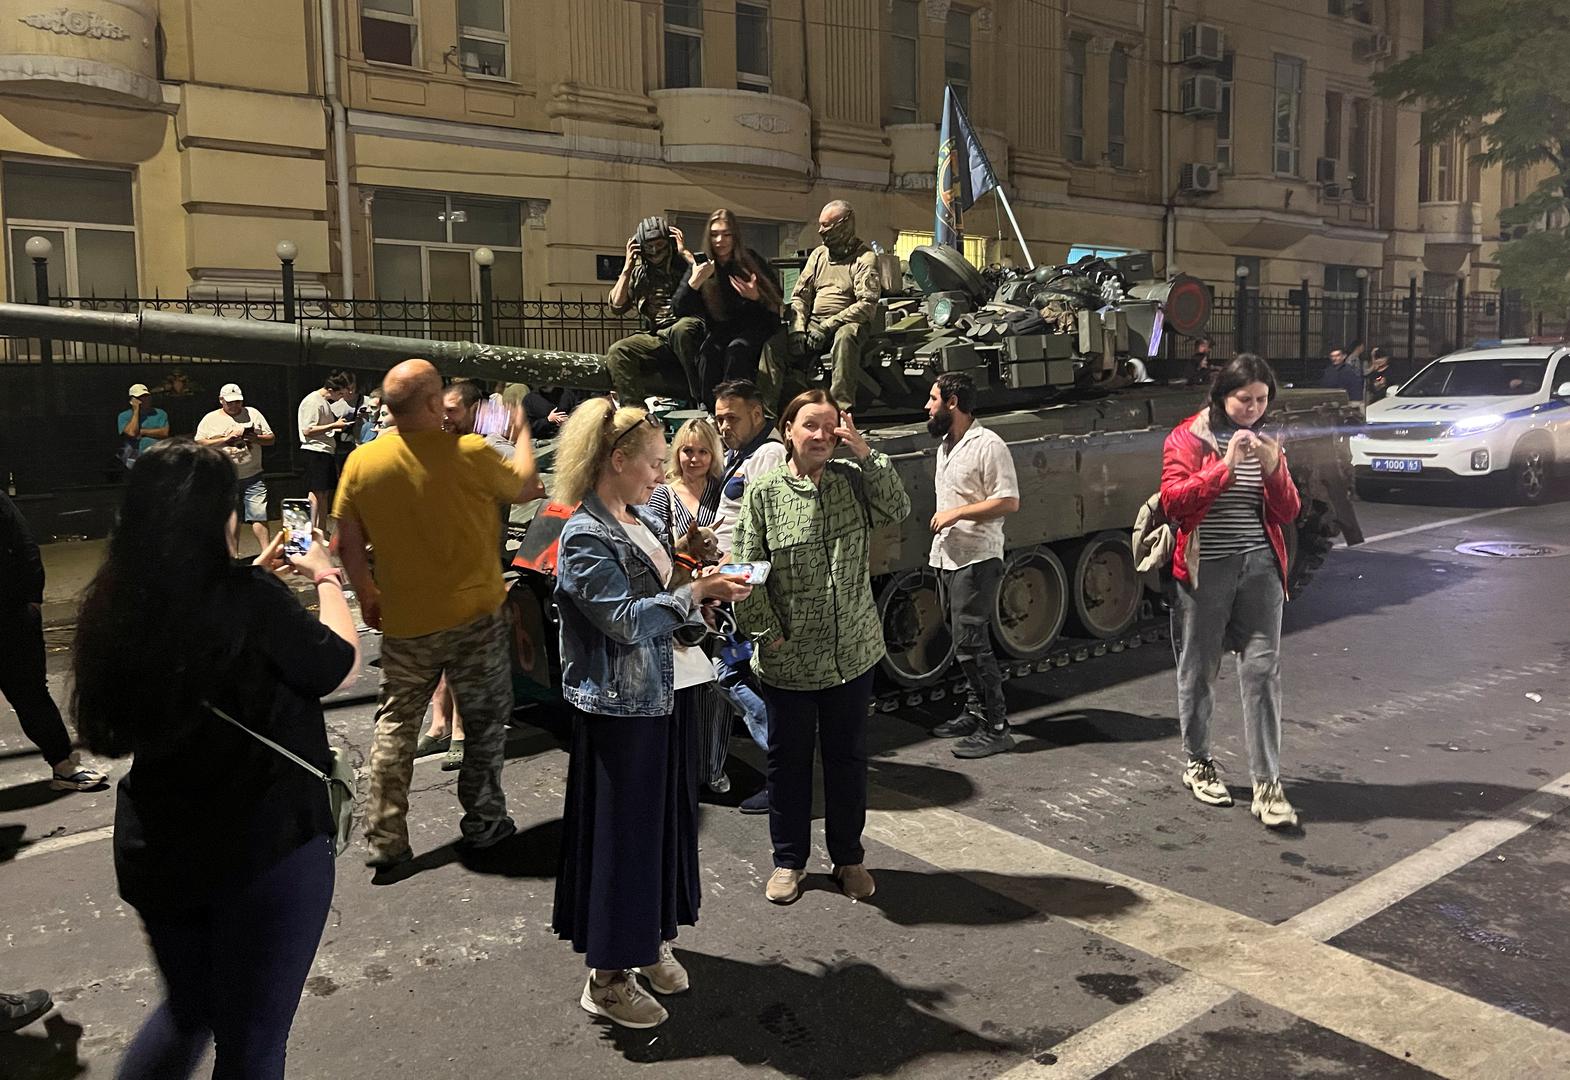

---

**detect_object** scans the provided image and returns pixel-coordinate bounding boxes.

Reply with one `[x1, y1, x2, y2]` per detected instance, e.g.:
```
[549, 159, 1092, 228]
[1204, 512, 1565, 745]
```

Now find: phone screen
[281, 500, 312, 556]
[693, 252, 709, 265]
[718, 561, 771, 584]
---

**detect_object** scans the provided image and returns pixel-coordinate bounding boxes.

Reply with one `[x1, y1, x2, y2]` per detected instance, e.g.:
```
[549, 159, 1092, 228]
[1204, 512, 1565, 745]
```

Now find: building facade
[0, 0, 1541, 308]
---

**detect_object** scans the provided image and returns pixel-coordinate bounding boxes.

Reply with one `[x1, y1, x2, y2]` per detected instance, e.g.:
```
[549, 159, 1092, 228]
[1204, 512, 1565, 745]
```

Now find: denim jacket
[554, 493, 704, 717]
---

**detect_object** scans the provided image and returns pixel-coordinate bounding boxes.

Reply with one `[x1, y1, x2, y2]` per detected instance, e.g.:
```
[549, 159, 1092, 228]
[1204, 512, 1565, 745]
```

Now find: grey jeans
[1170, 547, 1284, 783]
[939, 559, 1007, 730]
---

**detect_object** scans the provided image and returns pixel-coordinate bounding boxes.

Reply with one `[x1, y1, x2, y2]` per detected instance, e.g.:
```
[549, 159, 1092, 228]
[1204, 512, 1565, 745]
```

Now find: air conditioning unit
[1353, 32, 1392, 61]
[1180, 162, 1221, 194]
[1316, 157, 1341, 184]
[1180, 75, 1223, 117]
[1180, 23, 1225, 66]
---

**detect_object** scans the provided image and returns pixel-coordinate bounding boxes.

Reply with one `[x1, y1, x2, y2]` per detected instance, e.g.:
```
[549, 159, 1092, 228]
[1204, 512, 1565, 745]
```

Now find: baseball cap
[128, 383, 150, 397]
[219, 383, 245, 402]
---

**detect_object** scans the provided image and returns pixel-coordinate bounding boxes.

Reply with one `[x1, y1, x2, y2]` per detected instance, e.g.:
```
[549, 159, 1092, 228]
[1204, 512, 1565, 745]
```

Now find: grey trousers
[939, 559, 1007, 730]
[1170, 547, 1284, 783]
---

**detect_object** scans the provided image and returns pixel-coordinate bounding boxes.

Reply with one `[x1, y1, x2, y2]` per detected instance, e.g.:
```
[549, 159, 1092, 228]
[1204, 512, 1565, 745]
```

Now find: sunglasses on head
[609, 411, 660, 450]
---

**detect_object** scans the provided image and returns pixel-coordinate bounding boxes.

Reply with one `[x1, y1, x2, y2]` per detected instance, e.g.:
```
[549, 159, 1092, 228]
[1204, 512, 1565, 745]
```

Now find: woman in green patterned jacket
[731, 389, 911, 905]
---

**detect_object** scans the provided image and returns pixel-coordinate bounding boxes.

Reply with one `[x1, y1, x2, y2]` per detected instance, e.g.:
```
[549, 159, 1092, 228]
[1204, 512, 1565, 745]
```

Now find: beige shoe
[579, 971, 667, 1029]
[765, 867, 805, 904]
[635, 941, 689, 995]
[833, 863, 876, 900]
[1251, 780, 1299, 829]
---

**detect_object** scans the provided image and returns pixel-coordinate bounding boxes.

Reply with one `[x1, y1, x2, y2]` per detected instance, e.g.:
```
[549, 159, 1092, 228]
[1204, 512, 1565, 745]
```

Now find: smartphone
[718, 561, 771, 584]
[693, 252, 709, 265]
[282, 499, 312, 556]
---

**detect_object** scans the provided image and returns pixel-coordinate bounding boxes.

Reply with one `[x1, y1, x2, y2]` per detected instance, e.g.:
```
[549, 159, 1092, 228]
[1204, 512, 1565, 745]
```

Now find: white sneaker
[1251, 780, 1299, 828]
[635, 941, 689, 995]
[1182, 758, 1232, 807]
[579, 971, 668, 1029]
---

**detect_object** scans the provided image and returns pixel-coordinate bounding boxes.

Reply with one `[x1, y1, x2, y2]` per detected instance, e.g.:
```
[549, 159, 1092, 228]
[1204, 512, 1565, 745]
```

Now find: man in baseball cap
[196, 383, 277, 552]
[116, 383, 169, 468]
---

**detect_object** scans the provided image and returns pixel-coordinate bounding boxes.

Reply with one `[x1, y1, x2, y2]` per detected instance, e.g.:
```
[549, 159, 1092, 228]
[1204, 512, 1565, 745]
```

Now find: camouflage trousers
[365, 610, 513, 855]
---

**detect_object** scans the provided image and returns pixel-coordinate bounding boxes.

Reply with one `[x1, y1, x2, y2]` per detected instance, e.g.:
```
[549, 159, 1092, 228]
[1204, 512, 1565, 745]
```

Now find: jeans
[762, 670, 874, 869]
[117, 835, 335, 1080]
[1170, 547, 1284, 783]
[939, 559, 1007, 731]
[713, 653, 769, 751]
[0, 602, 73, 766]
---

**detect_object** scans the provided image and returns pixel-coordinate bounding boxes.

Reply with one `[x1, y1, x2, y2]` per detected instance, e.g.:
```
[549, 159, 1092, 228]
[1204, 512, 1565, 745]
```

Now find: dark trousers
[939, 559, 1007, 730]
[117, 834, 335, 1080]
[0, 601, 73, 766]
[696, 318, 774, 405]
[761, 669, 874, 870]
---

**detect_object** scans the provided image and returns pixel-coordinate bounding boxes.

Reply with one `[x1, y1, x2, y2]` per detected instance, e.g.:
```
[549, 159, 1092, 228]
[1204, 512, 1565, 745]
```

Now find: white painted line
[1352, 506, 1519, 547]
[9, 824, 114, 862]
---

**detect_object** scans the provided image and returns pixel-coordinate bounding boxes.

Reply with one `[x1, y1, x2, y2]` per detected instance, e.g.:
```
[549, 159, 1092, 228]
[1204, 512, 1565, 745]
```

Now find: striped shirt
[1197, 427, 1270, 560]
[645, 478, 722, 539]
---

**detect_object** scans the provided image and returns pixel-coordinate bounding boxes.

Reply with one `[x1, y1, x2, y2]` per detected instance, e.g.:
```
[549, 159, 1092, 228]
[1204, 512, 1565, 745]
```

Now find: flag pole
[950, 88, 1035, 270]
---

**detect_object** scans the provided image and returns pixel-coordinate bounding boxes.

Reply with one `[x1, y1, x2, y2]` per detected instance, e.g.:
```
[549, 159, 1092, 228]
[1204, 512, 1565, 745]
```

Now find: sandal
[441, 739, 465, 772]
[415, 733, 451, 758]
[51, 764, 109, 792]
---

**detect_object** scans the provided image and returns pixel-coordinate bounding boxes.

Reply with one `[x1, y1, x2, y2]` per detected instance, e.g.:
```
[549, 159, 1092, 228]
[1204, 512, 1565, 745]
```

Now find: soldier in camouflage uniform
[606, 216, 706, 404]
[786, 201, 883, 410]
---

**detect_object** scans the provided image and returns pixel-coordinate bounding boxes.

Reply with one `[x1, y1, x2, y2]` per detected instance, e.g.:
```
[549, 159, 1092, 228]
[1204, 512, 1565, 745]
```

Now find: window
[737, 1, 771, 92]
[362, 0, 417, 66]
[670, 213, 783, 261]
[1272, 55, 1304, 176]
[888, 0, 919, 124]
[371, 191, 523, 312]
[1215, 52, 1234, 170]
[1106, 44, 1129, 168]
[664, 0, 702, 89]
[5, 161, 137, 303]
[944, 10, 971, 112]
[457, 0, 507, 78]
[896, 229, 988, 268]
[1349, 97, 1371, 201]
[1063, 35, 1086, 162]
[1324, 91, 1343, 163]
[1436, 136, 1455, 201]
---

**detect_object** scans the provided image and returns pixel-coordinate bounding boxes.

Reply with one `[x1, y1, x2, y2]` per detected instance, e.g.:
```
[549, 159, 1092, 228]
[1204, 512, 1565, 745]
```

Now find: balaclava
[818, 207, 860, 259]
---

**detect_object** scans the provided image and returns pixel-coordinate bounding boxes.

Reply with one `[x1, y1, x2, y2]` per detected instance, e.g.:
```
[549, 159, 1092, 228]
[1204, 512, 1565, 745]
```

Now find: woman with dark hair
[1160, 354, 1302, 829]
[71, 439, 360, 1079]
[731, 389, 911, 904]
[672, 208, 784, 404]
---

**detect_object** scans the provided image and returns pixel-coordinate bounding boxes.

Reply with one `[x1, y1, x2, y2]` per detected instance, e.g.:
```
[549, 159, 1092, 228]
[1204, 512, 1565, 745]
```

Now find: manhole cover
[1454, 541, 1570, 559]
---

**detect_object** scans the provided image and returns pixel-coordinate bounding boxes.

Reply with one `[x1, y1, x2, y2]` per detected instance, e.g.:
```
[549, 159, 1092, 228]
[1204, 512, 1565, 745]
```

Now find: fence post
[1454, 276, 1466, 347]
[1406, 274, 1417, 368]
[1355, 268, 1369, 354]
[1234, 265, 1251, 354]
[25, 235, 55, 418]
[474, 247, 496, 345]
[1297, 277, 1310, 371]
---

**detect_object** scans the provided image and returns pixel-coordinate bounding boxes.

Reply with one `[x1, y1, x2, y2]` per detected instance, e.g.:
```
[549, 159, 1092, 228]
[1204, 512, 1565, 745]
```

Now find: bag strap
[204, 700, 333, 786]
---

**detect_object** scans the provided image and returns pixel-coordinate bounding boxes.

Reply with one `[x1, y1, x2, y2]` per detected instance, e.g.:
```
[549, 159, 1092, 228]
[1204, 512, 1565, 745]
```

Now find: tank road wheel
[1287, 491, 1338, 597]
[1508, 436, 1554, 506]
[991, 547, 1069, 661]
[877, 569, 956, 688]
[1065, 532, 1141, 640]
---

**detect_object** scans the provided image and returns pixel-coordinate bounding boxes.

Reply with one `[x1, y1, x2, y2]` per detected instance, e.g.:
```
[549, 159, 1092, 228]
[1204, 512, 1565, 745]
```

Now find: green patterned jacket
[731, 450, 911, 690]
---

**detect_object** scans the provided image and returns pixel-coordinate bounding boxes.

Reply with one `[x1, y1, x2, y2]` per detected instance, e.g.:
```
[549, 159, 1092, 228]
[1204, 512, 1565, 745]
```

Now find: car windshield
[1398, 357, 1547, 397]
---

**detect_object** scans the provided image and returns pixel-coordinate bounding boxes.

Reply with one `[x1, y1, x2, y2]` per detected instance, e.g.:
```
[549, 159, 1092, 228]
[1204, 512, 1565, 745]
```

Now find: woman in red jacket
[1159, 354, 1301, 828]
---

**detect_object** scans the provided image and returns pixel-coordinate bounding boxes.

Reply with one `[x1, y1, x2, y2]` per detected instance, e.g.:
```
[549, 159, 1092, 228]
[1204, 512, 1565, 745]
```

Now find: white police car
[1352, 341, 1570, 504]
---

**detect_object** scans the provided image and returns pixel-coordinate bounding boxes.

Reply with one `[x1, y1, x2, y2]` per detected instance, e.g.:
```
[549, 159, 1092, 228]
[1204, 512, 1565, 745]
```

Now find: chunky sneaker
[1251, 780, 1299, 828]
[833, 863, 876, 900]
[952, 726, 1015, 759]
[580, 971, 668, 1029]
[766, 867, 805, 904]
[1182, 758, 1233, 806]
[930, 713, 979, 739]
[0, 989, 52, 1034]
[635, 941, 690, 995]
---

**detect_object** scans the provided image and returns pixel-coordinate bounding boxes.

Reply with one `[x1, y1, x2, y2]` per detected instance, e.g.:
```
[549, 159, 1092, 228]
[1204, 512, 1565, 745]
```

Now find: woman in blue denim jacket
[549, 399, 751, 1030]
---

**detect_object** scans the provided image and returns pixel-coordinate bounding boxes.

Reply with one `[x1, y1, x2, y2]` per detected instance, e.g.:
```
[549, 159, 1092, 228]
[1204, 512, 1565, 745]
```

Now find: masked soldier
[787, 201, 882, 410]
[606, 216, 706, 404]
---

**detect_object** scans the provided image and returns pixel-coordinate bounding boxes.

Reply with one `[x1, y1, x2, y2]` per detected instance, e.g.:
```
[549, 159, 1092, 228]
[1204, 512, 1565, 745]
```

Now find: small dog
[671, 521, 721, 588]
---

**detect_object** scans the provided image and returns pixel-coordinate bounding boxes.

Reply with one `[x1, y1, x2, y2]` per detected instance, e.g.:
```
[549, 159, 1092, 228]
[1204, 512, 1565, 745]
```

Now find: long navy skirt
[552, 688, 702, 971]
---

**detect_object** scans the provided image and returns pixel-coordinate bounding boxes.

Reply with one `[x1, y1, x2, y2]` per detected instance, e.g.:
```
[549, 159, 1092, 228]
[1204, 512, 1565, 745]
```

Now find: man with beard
[606, 216, 706, 405]
[924, 371, 1020, 758]
[787, 200, 882, 410]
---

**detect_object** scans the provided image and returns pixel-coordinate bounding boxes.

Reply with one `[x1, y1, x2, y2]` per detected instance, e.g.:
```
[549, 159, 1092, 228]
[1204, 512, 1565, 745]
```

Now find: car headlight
[1443, 414, 1504, 438]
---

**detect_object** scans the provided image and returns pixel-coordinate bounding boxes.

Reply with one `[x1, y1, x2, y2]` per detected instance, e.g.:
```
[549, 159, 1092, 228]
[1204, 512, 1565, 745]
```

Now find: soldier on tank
[606, 216, 706, 405]
[786, 201, 882, 411]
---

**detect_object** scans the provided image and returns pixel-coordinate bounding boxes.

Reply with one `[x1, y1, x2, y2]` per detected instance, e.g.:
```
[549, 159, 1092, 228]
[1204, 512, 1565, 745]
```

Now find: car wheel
[1508, 438, 1554, 506]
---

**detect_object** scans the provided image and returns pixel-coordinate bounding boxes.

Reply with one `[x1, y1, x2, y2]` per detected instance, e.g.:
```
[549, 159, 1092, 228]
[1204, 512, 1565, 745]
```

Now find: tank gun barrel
[0, 302, 615, 390]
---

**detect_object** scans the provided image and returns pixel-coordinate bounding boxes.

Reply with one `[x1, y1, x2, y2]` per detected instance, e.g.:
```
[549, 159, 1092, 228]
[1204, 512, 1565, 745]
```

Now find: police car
[1352, 340, 1570, 504]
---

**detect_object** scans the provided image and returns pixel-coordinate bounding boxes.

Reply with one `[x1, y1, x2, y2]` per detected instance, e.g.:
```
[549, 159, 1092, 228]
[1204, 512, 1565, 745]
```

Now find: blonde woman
[549, 400, 751, 1029]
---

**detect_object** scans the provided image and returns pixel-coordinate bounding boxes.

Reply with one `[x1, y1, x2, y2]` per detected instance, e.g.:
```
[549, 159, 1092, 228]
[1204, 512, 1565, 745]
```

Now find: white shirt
[618, 516, 715, 691]
[713, 432, 787, 555]
[929, 421, 1019, 570]
[195, 406, 272, 480]
[297, 390, 337, 454]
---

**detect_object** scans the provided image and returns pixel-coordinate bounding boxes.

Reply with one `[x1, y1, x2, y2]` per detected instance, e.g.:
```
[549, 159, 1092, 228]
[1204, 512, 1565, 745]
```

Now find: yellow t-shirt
[333, 430, 520, 638]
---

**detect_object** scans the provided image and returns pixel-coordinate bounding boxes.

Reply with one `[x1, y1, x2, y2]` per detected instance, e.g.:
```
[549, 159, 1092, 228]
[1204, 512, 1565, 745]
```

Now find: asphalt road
[3, 491, 1569, 1080]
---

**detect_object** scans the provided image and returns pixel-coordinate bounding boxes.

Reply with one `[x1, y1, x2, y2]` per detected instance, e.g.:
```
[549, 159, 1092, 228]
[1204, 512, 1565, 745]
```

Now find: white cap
[128, 383, 150, 397]
[219, 383, 244, 402]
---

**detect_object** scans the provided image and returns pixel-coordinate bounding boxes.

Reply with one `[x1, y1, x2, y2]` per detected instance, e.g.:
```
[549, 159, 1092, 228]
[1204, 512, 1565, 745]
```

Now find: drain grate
[1454, 541, 1570, 559]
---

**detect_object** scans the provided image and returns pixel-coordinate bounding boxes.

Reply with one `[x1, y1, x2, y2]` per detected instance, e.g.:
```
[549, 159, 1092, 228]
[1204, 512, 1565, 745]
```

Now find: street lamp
[474, 247, 496, 344]
[1234, 264, 1251, 353]
[276, 240, 298, 323]
[25, 235, 52, 305]
[1354, 268, 1369, 355]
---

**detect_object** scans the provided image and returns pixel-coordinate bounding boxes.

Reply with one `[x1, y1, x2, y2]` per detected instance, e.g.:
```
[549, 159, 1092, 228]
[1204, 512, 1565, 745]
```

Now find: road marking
[9, 824, 114, 863]
[1352, 506, 1520, 547]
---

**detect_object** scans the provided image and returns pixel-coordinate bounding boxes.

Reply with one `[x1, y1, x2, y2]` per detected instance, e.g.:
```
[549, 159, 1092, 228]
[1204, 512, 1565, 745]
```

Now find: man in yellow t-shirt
[334, 359, 544, 869]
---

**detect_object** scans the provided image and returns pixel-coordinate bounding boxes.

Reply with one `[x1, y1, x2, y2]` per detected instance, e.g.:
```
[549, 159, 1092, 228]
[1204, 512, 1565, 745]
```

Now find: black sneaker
[931, 713, 980, 739]
[739, 789, 770, 814]
[952, 726, 1015, 759]
[0, 989, 52, 1034]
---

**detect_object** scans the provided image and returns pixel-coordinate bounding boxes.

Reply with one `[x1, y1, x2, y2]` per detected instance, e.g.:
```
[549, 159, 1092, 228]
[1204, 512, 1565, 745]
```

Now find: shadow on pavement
[599, 950, 1019, 1077]
[865, 760, 977, 810]
[1011, 709, 1176, 752]
[860, 867, 1140, 926]
[0, 1013, 87, 1080]
[0, 779, 76, 814]
[0, 823, 28, 864]
[1284, 777, 1547, 824]
[374, 818, 563, 885]
[1282, 549, 1482, 636]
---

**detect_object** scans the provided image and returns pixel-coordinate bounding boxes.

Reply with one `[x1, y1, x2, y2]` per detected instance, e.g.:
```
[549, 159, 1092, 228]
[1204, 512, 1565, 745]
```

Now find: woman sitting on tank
[1159, 353, 1301, 830]
[671, 208, 783, 406]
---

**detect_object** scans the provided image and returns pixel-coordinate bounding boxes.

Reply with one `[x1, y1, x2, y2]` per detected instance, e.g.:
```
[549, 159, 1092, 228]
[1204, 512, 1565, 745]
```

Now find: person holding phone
[731, 390, 911, 905]
[550, 399, 752, 1029]
[671, 208, 784, 404]
[1160, 353, 1301, 829]
[196, 383, 276, 554]
[297, 372, 355, 533]
[69, 439, 361, 1079]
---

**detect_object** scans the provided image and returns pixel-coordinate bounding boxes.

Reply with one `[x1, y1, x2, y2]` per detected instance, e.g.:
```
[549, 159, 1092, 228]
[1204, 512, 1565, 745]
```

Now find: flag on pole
[934, 84, 999, 251]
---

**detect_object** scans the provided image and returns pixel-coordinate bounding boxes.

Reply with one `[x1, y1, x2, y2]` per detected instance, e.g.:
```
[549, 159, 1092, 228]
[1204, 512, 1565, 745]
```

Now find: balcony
[887, 123, 1010, 190]
[0, 0, 161, 106]
[651, 88, 812, 176]
[1420, 201, 1483, 248]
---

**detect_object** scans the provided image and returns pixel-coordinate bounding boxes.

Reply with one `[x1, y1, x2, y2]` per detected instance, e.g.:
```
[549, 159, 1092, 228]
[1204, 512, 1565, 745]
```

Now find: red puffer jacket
[1159, 411, 1301, 592]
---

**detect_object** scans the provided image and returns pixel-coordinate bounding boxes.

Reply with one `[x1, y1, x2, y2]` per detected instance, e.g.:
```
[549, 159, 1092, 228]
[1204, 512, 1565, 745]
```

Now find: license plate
[1371, 458, 1422, 473]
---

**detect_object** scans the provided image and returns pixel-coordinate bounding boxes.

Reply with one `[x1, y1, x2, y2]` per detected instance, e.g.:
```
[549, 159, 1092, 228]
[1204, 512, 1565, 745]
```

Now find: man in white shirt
[712, 378, 787, 557]
[195, 382, 276, 552]
[297, 372, 354, 532]
[926, 371, 1020, 758]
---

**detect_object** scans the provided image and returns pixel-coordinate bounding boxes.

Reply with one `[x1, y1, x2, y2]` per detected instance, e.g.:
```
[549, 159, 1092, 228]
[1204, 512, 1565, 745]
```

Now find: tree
[1374, 0, 1570, 310]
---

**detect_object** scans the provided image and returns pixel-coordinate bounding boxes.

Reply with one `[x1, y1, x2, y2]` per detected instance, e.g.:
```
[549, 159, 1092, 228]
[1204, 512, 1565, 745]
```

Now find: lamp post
[276, 240, 299, 324]
[1234, 264, 1251, 354]
[25, 236, 54, 413]
[1406, 272, 1418, 367]
[1354, 267, 1369, 364]
[1454, 274, 1466, 348]
[474, 246, 496, 344]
